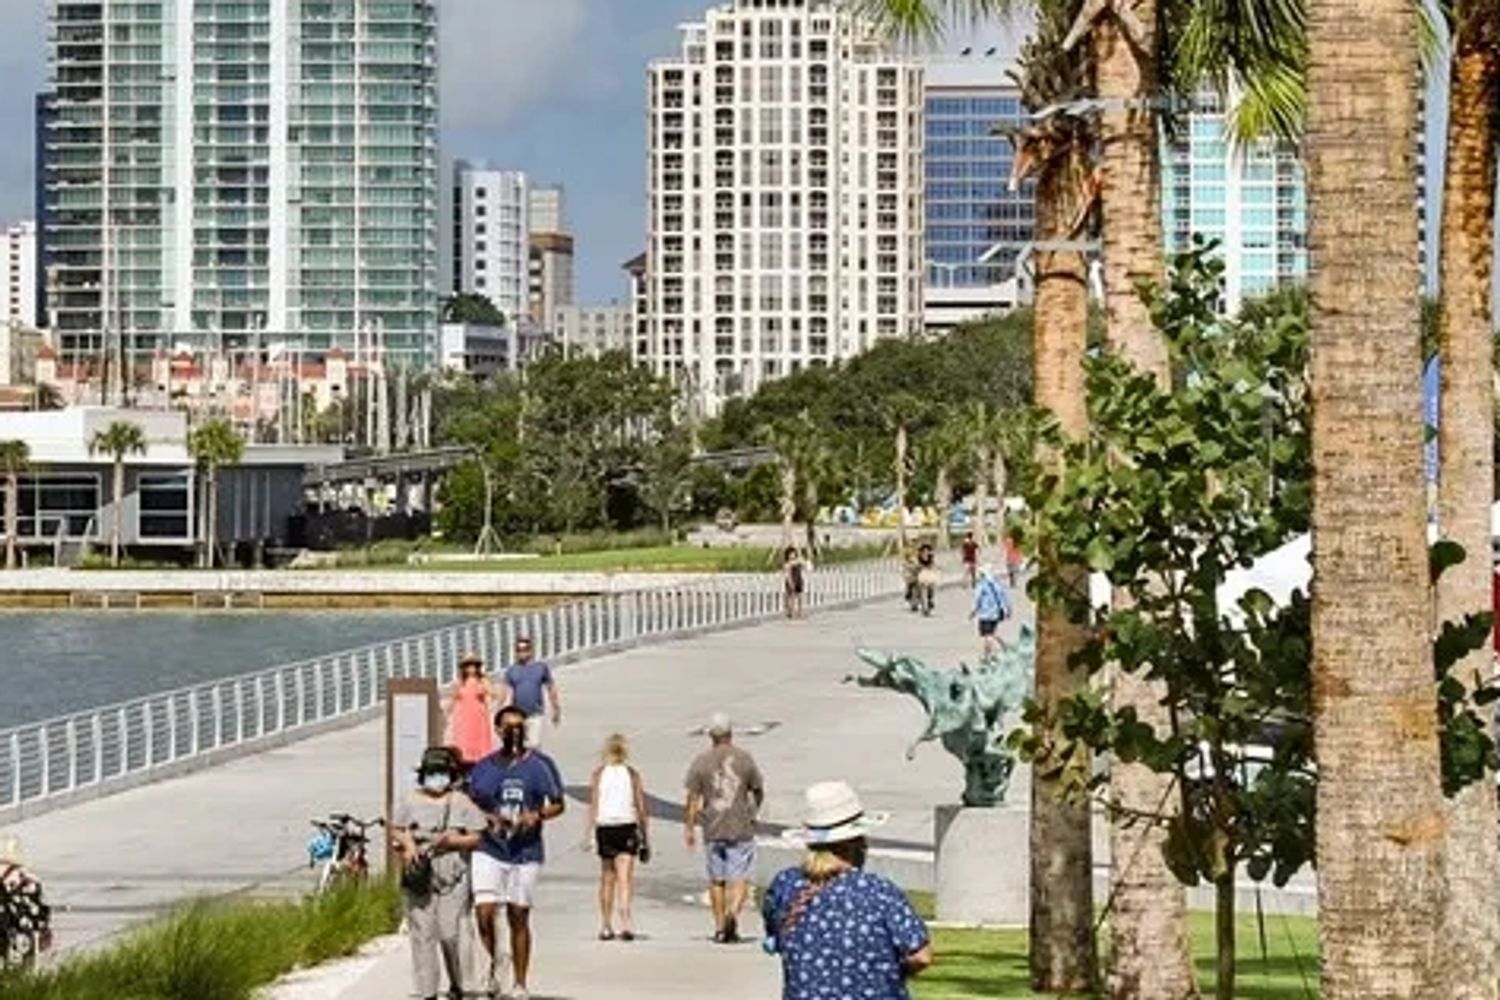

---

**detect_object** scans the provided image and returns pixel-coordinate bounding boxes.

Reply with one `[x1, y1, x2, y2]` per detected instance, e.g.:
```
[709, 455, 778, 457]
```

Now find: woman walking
[444, 652, 497, 766]
[584, 733, 649, 941]
[391, 746, 487, 1000]
[782, 547, 807, 619]
[970, 565, 1011, 656]
[763, 781, 932, 999]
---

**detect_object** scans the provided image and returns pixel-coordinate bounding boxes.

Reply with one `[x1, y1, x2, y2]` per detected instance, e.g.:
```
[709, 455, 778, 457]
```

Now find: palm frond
[843, 0, 1031, 41]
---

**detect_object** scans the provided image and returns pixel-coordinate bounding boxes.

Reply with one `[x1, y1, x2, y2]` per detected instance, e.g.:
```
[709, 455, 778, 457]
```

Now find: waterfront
[0, 611, 477, 729]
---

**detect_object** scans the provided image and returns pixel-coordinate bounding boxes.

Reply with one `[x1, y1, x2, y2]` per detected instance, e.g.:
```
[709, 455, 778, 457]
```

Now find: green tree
[638, 430, 696, 533]
[186, 418, 246, 569]
[441, 293, 506, 327]
[0, 440, 30, 570]
[88, 420, 147, 567]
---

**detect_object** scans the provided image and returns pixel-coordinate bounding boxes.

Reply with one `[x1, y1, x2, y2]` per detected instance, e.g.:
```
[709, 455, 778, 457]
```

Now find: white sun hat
[786, 780, 890, 846]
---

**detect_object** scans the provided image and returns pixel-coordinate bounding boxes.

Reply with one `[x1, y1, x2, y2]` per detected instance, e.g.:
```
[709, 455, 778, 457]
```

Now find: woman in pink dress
[444, 652, 497, 765]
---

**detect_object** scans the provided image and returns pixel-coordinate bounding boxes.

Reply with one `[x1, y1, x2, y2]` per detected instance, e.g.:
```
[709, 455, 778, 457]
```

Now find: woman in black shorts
[584, 733, 649, 941]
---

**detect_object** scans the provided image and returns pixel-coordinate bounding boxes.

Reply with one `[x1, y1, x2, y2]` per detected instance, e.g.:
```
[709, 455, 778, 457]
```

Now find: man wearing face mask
[466, 706, 565, 1000]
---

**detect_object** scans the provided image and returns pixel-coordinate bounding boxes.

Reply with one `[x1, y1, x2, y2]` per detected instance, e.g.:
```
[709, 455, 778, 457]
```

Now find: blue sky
[0, 2, 1480, 305]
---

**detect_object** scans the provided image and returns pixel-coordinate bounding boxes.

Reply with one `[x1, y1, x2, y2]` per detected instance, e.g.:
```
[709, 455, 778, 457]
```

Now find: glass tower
[1162, 95, 1307, 315]
[44, 0, 439, 367]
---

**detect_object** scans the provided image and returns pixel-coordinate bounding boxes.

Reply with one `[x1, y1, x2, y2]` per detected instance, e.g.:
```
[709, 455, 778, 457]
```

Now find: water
[0, 611, 478, 729]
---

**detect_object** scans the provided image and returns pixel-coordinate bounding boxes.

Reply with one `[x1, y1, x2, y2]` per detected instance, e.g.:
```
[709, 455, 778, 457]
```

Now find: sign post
[385, 677, 440, 871]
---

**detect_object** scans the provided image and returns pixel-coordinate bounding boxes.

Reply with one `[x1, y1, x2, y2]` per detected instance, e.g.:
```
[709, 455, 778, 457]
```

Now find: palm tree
[0, 440, 30, 570]
[1306, 0, 1444, 996]
[881, 393, 925, 551]
[922, 411, 975, 550]
[1433, 2, 1500, 996]
[88, 420, 147, 567]
[187, 418, 246, 569]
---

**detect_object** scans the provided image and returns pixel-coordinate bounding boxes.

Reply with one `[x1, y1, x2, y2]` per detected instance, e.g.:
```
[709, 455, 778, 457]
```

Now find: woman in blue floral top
[762, 781, 933, 1000]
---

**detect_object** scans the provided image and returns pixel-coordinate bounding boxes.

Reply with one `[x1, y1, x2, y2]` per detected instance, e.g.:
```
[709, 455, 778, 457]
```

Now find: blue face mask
[422, 773, 452, 794]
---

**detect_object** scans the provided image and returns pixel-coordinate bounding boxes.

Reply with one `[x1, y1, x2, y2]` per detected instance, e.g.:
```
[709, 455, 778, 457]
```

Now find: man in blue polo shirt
[468, 705, 565, 1000]
[500, 635, 562, 748]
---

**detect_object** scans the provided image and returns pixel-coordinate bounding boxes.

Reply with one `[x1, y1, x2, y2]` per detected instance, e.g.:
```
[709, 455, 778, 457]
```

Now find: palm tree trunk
[4, 472, 17, 571]
[1307, 1, 1443, 996]
[1436, 13, 1500, 1000]
[1028, 154, 1096, 994]
[1093, 3, 1195, 997]
[780, 463, 796, 550]
[111, 457, 124, 567]
[894, 424, 909, 551]
[972, 449, 990, 550]
[207, 467, 219, 570]
[935, 469, 952, 550]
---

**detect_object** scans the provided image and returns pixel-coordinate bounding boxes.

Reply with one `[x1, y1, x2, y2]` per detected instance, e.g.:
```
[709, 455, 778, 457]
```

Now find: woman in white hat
[761, 781, 933, 999]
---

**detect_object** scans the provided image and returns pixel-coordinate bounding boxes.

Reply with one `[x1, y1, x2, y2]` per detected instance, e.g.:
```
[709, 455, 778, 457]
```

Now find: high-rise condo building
[0, 221, 39, 332]
[922, 51, 1031, 332]
[527, 185, 574, 327]
[450, 162, 529, 322]
[43, 0, 440, 366]
[1162, 94, 1307, 315]
[646, 0, 925, 411]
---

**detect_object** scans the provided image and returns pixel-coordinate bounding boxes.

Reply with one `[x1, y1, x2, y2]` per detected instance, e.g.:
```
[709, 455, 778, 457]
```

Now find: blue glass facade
[924, 92, 1035, 287]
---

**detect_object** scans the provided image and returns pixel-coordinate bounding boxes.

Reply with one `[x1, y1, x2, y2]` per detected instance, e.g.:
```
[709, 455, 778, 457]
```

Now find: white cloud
[439, 0, 592, 133]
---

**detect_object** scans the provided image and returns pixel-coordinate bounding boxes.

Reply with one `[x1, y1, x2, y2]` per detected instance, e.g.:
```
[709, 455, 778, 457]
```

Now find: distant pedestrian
[783, 547, 807, 619]
[390, 746, 486, 1000]
[971, 564, 1011, 656]
[444, 652, 498, 766]
[960, 531, 979, 588]
[684, 712, 765, 944]
[584, 733, 649, 942]
[468, 706, 566, 1000]
[1003, 535, 1023, 588]
[500, 636, 562, 749]
[912, 543, 937, 616]
[763, 781, 932, 1000]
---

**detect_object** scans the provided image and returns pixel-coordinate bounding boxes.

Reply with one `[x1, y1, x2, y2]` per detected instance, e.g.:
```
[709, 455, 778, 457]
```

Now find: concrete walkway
[5, 575, 1017, 995]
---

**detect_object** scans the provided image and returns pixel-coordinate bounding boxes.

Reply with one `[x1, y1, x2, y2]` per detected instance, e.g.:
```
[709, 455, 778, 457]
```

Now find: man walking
[500, 636, 561, 748]
[684, 712, 764, 944]
[468, 706, 565, 1000]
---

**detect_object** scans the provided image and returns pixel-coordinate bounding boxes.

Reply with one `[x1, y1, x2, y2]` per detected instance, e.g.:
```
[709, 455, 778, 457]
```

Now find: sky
[0, 2, 1476, 305]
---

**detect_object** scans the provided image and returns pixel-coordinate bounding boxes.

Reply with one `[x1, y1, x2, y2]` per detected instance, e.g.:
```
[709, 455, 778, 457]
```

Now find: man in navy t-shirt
[468, 705, 565, 1000]
[500, 635, 562, 748]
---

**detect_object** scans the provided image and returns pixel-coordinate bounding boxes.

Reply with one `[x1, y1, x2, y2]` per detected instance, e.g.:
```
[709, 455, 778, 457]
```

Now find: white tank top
[596, 764, 638, 825]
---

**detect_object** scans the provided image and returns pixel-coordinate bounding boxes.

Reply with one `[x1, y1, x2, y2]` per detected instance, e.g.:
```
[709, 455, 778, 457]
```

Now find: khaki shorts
[471, 852, 541, 908]
[524, 714, 544, 749]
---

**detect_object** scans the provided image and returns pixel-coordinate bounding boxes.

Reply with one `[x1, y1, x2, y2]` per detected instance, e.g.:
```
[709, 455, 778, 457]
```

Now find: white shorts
[524, 714, 544, 749]
[471, 852, 541, 908]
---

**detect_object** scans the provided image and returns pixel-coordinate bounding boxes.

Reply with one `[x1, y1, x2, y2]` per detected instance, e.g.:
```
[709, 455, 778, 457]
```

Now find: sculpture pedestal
[935, 805, 1029, 926]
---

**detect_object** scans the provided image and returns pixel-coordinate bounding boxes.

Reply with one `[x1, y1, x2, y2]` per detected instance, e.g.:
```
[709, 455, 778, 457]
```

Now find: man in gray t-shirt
[684, 712, 764, 944]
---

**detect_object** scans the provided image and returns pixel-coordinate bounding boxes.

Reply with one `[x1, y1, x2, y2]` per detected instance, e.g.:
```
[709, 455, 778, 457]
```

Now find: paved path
[6, 574, 1022, 995]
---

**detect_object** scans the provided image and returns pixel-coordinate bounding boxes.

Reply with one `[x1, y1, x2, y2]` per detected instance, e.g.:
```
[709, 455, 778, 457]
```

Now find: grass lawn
[400, 544, 889, 574]
[915, 912, 1319, 1000]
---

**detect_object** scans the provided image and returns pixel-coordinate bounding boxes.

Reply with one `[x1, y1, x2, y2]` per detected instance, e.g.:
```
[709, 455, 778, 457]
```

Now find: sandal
[620, 930, 636, 942]
[599, 929, 616, 941]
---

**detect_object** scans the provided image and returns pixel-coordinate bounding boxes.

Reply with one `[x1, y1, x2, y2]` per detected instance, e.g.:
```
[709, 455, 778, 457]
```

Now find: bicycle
[0, 861, 52, 971]
[307, 813, 384, 894]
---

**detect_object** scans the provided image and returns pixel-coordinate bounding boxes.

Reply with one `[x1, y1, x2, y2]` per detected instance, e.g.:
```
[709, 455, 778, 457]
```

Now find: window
[138, 473, 190, 539]
[476, 206, 487, 217]
[475, 188, 487, 198]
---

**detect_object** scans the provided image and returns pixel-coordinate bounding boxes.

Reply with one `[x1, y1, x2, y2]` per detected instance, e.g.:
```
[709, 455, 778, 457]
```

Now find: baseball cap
[708, 711, 732, 736]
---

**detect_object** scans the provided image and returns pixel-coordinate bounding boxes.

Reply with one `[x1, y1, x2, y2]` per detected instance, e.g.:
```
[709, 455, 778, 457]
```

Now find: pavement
[5, 573, 1019, 998]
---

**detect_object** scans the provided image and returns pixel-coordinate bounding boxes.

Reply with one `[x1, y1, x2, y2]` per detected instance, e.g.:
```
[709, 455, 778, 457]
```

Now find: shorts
[524, 714, 544, 749]
[596, 823, 641, 860]
[471, 852, 541, 908]
[706, 840, 756, 883]
[978, 618, 1000, 638]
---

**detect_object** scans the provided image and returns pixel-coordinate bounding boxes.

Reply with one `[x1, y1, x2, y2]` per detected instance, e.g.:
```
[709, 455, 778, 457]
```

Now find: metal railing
[0, 560, 902, 819]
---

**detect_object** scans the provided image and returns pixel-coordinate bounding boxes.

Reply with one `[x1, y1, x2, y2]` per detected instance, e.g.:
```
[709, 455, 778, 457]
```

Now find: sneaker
[712, 929, 727, 944]
[512, 989, 530, 1000]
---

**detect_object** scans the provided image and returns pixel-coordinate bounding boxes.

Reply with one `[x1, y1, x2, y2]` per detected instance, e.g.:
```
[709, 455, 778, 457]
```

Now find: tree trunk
[1307, 1, 1444, 996]
[973, 448, 991, 551]
[1436, 13, 1500, 1000]
[111, 458, 124, 567]
[206, 467, 219, 570]
[1093, 3, 1195, 997]
[4, 472, 17, 571]
[992, 450, 1008, 550]
[1214, 871, 1235, 1000]
[935, 469, 952, 551]
[894, 425, 909, 551]
[780, 462, 796, 550]
[1028, 153, 1096, 994]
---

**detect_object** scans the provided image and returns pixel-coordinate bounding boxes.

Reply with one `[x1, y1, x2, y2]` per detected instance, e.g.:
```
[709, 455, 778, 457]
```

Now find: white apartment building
[451, 163, 530, 322]
[554, 303, 632, 358]
[0, 221, 38, 332]
[43, 1, 440, 365]
[646, 0, 925, 411]
[528, 186, 567, 235]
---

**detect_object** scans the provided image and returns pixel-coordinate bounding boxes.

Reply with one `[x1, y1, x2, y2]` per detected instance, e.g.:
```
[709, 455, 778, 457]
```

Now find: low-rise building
[553, 303, 632, 359]
[0, 407, 341, 562]
[438, 321, 550, 379]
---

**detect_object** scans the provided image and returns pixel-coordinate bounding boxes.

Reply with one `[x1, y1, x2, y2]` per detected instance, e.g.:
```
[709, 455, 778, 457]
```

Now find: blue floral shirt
[762, 867, 930, 1000]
